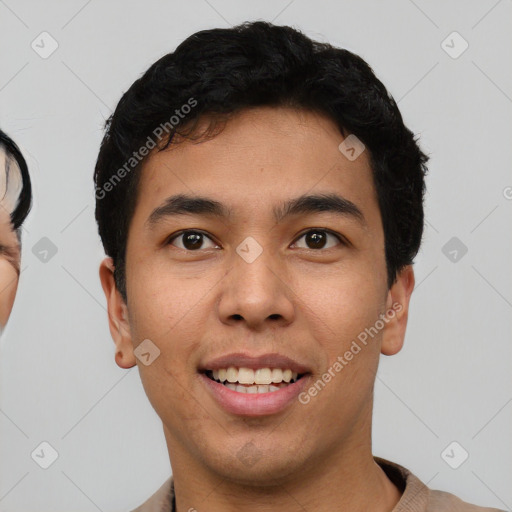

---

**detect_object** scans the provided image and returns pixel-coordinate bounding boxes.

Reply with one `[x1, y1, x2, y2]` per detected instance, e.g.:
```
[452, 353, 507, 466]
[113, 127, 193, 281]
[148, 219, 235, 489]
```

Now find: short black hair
[94, 21, 428, 302]
[0, 128, 32, 234]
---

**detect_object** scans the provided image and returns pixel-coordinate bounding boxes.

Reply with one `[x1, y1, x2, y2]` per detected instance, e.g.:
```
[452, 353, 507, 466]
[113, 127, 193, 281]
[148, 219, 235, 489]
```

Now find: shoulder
[130, 477, 174, 512]
[427, 488, 506, 512]
[374, 457, 505, 512]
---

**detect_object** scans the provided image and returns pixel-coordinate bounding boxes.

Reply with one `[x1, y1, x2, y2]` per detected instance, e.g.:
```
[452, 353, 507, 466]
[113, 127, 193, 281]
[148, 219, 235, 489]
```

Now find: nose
[217, 245, 295, 330]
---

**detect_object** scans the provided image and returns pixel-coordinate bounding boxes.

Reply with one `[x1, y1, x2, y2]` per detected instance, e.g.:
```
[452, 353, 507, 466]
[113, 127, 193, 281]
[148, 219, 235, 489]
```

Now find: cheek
[297, 272, 384, 427]
[126, 254, 206, 336]
[295, 265, 385, 346]
[125, 258, 212, 393]
[0, 259, 19, 326]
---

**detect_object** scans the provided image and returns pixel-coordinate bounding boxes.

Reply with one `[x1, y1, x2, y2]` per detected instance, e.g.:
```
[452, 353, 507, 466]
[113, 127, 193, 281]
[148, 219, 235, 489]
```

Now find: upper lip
[199, 352, 311, 374]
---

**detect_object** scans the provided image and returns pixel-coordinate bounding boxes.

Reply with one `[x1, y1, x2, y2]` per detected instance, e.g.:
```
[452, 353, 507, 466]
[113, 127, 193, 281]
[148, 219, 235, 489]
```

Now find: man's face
[103, 107, 413, 485]
[0, 207, 20, 330]
[0, 146, 23, 332]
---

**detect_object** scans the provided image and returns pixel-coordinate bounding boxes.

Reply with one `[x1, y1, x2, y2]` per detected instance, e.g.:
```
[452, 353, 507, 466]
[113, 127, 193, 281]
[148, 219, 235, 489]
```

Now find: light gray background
[1, 1, 511, 510]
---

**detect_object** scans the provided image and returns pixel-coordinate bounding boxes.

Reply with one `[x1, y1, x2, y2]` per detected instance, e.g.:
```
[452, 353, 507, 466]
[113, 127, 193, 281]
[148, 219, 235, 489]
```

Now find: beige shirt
[132, 457, 505, 512]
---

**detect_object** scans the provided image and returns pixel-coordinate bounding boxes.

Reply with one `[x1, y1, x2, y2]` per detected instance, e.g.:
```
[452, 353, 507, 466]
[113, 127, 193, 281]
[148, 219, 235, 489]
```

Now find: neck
[166, 426, 402, 512]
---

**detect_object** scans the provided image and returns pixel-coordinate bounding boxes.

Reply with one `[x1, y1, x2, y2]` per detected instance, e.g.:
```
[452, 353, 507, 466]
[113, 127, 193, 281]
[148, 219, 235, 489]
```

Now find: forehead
[133, 107, 379, 225]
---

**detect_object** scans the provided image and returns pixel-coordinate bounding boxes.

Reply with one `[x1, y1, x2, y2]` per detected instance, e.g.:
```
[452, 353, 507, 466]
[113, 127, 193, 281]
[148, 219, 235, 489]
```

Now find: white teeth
[238, 368, 255, 384]
[271, 368, 283, 383]
[208, 366, 302, 387]
[226, 367, 238, 383]
[223, 383, 282, 394]
[254, 368, 272, 385]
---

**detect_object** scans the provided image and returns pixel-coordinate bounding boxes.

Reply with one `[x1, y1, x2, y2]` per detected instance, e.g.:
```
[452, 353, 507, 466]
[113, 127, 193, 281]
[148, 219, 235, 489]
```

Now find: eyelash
[166, 229, 346, 251]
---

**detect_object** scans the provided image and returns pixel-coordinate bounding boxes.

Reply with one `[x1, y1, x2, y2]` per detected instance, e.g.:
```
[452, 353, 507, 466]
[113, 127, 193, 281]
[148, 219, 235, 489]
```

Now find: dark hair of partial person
[94, 20, 429, 302]
[0, 129, 32, 235]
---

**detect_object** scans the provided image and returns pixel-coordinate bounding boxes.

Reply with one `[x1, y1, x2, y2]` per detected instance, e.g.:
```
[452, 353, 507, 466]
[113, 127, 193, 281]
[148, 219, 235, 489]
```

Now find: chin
[204, 438, 308, 487]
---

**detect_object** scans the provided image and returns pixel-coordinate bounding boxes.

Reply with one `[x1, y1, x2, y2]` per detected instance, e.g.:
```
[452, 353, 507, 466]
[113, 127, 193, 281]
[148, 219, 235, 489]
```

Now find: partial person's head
[96, 21, 428, 485]
[0, 129, 32, 332]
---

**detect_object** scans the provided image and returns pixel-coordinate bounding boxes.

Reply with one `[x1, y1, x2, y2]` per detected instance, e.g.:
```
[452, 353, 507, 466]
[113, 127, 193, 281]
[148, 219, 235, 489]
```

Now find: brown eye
[168, 230, 218, 251]
[293, 229, 343, 250]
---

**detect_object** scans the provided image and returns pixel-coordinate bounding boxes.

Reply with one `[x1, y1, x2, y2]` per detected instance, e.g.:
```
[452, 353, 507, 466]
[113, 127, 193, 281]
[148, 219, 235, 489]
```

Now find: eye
[167, 230, 219, 251]
[292, 229, 345, 250]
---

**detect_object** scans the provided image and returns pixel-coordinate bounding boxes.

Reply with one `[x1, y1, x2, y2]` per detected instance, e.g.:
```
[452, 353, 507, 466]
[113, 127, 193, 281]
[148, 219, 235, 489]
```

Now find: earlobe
[380, 266, 415, 356]
[115, 349, 136, 369]
[99, 257, 136, 369]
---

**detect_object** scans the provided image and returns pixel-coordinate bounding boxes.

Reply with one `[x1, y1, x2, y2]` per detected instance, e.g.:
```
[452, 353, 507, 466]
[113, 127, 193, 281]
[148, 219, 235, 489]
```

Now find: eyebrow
[146, 194, 230, 227]
[146, 192, 366, 228]
[274, 193, 365, 225]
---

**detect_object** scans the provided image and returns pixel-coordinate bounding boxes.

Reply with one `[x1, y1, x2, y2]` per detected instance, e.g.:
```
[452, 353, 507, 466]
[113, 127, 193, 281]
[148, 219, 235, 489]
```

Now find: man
[94, 21, 503, 512]
[0, 129, 32, 333]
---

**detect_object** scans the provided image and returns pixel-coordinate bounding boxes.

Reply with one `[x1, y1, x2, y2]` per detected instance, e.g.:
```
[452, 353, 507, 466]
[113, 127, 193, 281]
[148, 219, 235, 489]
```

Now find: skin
[100, 106, 415, 512]
[0, 206, 20, 329]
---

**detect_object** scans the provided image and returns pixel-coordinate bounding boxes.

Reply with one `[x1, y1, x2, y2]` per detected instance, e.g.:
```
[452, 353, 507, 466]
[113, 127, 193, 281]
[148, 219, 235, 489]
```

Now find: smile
[205, 367, 305, 394]
[200, 369, 310, 417]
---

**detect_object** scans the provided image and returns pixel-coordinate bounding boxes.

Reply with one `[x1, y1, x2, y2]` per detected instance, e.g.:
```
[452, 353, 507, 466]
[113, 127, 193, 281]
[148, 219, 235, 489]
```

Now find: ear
[380, 265, 415, 356]
[99, 257, 136, 369]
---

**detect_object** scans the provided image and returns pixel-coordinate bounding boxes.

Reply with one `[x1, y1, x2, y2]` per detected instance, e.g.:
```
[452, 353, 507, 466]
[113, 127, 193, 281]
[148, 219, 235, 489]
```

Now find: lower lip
[199, 373, 309, 417]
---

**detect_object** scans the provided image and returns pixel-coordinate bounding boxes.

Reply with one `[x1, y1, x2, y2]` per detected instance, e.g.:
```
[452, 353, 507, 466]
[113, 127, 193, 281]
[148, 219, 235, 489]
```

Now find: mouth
[198, 360, 311, 416]
[202, 367, 307, 394]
